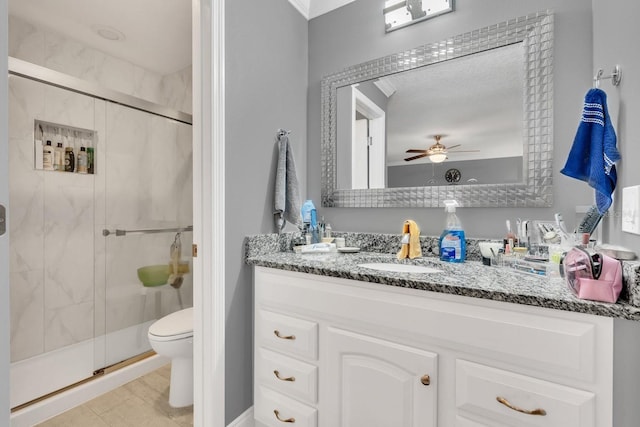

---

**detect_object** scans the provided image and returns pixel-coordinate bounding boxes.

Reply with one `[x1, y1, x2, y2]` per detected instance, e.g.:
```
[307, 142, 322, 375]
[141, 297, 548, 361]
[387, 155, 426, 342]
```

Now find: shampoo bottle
[77, 146, 88, 174]
[53, 142, 64, 171]
[43, 140, 54, 171]
[87, 146, 95, 174]
[64, 147, 75, 172]
[439, 199, 466, 263]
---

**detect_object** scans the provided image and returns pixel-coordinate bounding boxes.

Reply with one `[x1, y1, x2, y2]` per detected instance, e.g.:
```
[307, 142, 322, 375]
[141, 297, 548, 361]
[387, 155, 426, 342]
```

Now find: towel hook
[277, 129, 291, 138]
[593, 65, 621, 88]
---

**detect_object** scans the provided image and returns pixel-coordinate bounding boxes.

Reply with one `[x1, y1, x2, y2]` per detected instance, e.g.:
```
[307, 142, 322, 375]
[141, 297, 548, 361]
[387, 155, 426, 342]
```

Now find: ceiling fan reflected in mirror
[404, 135, 480, 163]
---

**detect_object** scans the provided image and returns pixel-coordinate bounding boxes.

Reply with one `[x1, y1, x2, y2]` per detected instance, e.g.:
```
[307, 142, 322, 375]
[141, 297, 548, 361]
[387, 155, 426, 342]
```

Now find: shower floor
[11, 320, 156, 408]
[35, 363, 193, 426]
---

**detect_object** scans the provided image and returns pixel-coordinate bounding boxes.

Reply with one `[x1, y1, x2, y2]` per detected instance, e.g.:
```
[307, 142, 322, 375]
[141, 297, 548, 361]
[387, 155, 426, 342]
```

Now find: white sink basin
[357, 263, 442, 274]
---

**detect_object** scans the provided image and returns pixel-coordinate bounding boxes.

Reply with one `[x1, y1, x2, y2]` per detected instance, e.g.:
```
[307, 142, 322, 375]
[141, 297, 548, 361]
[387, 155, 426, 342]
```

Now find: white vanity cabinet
[253, 266, 621, 427]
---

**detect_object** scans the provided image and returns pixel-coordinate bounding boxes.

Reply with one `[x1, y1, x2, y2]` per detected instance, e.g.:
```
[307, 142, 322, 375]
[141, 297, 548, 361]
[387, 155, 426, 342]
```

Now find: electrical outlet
[622, 186, 640, 234]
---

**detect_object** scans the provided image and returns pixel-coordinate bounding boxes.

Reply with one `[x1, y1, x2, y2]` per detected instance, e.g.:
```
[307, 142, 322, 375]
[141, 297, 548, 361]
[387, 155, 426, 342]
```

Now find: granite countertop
[245, 233, 640, 321]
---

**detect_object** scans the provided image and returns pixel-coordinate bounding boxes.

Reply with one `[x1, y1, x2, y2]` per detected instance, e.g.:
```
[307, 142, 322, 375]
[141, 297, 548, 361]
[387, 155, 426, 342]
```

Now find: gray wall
[593, 0, 640, 250]
[225, 0, 308, 422]
[388, 157, 522, 188]
[308, 0, 594, 237]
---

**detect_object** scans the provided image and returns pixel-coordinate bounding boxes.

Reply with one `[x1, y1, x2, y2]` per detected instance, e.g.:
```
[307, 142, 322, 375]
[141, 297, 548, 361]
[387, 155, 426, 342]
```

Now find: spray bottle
[439, 199, 466, 263]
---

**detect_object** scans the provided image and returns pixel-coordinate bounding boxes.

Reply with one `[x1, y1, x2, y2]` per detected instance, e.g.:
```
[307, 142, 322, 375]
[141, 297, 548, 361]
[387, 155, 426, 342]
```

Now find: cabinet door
[325, 327, 437, 427]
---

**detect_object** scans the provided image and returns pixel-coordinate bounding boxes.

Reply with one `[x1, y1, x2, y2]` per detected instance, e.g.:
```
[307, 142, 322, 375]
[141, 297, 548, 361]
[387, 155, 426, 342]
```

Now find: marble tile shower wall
[9, 76, 193, 363]
[8, 19, 193, 363]
[8, 15, 193, 114]
[9, 76, 98, 362]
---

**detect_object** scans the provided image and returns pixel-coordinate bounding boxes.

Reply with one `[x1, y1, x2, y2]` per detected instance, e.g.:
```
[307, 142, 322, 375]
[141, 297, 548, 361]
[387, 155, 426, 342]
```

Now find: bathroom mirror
[321, 11, 554, 208]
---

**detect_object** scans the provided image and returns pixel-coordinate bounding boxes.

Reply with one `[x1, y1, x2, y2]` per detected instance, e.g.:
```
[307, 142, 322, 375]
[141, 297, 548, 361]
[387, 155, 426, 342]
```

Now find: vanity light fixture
[384, 0, 454, 33]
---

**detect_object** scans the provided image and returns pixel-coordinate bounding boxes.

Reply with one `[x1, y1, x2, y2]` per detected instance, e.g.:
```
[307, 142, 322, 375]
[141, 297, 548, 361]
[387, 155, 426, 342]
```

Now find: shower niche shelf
[34, 119, 97, 174]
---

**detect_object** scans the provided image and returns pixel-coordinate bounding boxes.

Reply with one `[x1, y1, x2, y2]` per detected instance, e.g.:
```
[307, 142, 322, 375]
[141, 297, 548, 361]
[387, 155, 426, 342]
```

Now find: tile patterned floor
[36, 364, 193, 427]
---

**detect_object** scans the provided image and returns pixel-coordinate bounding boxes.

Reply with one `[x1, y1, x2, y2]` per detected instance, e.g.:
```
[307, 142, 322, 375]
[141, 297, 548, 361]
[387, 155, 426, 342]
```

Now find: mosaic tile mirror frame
[321, 11, 554, 208]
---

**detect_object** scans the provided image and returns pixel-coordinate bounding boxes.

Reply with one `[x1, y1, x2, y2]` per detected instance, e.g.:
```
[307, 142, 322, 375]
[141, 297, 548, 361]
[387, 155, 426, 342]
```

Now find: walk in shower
[8, 58, 193, 409]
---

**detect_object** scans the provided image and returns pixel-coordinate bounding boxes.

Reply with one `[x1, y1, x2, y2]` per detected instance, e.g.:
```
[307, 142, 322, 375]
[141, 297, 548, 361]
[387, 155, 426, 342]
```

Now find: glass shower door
[8, 75, 102, 407]
[98, 101, 193, 369]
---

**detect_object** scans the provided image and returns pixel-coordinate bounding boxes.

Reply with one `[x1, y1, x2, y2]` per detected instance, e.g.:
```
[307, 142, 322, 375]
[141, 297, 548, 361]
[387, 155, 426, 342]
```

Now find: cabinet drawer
[456, 360, 595, 427]
[255, 386, 317, 427]
[256, 347, 318, 403]
[257, 309, 318, 361]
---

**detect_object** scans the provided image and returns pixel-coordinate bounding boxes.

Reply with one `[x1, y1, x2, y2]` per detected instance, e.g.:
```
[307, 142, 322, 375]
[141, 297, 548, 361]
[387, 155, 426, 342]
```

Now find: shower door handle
[0, 204, 5, 236]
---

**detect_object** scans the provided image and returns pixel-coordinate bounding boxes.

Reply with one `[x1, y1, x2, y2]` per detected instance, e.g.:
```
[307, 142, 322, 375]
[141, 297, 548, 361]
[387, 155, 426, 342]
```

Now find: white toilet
[148, 307, 194, 407]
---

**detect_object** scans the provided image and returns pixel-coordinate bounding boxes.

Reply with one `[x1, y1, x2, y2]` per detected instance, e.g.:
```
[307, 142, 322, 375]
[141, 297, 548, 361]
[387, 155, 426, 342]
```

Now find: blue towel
[561, 88, 620, 214]
[274, 130, 302, 231]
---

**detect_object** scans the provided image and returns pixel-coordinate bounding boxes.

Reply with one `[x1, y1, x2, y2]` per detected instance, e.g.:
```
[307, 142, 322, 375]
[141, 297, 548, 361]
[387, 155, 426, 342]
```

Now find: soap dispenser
[301, 200, 315, 227]
[439, 199, 466, 263]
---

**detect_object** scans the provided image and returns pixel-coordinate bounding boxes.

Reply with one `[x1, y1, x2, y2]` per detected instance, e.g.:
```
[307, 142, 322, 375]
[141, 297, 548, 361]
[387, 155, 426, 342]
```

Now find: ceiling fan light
[429, 153, 447, 163]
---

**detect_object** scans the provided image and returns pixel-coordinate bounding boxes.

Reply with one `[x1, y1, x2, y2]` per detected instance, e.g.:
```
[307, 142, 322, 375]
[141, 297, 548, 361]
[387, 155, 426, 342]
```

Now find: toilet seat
[148, 307, 193, 342]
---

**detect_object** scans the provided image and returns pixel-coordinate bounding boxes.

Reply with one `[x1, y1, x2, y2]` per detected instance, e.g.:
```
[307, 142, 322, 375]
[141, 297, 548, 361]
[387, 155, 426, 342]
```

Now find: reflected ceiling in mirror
[321, 11, 554, 208]
[383, 43, 524, 166]
[337, 43, 525, 189]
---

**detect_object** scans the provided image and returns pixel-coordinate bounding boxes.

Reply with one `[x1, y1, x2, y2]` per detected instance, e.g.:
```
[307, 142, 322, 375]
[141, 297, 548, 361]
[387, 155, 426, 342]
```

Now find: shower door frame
[1, 0, 11, 422]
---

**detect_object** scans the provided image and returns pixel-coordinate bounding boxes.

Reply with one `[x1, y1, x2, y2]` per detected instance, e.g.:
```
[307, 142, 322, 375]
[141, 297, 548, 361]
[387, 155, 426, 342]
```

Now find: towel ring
[593, 65, 621, 88]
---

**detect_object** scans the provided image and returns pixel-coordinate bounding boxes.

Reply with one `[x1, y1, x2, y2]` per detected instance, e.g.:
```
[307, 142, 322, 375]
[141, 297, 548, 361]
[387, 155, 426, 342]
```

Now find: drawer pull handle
[274, 409, 296, 423]
[496, 396, 547, 416]
[274, 330, 296, 340]
[274, 370, 296, 382]
[420, 374, 430, 386]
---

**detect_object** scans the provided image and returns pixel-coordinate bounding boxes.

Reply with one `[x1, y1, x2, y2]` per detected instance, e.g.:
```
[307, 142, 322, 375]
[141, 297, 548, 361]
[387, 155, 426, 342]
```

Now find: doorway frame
[351, 86, 386, 189]
[193, 0, 226, 426]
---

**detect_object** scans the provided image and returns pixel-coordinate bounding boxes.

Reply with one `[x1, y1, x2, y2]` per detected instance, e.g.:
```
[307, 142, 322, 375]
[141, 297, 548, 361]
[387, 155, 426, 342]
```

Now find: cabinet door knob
[274, 370, 296, 382]
[274, 409, 296, 423]
[420, 374, 430, 386]
[274, 330, 296, 340]
[496, 396, 547, 416]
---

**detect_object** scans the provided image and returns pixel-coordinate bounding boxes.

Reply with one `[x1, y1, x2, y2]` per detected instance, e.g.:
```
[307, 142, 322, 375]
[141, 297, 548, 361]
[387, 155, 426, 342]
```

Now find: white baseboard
[227, 406, 254, 427]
